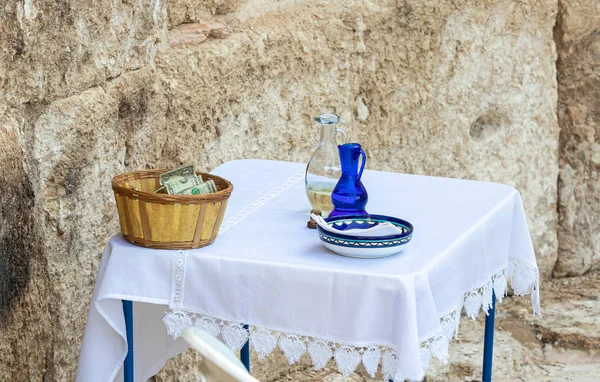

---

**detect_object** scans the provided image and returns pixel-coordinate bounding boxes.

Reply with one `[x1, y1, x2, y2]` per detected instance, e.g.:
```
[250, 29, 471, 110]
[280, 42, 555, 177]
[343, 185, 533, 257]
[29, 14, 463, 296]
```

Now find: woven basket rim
[112, 169, 233, 204]
[123, 234, 217, 249]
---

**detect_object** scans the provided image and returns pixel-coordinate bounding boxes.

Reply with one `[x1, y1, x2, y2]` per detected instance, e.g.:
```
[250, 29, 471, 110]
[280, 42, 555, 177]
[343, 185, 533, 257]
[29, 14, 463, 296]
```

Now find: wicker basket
[112, 169, 233, 249]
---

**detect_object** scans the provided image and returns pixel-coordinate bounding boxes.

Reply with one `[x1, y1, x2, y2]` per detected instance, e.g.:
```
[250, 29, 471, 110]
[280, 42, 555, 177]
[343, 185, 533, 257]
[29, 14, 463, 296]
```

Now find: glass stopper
[314, 113, 339, 125]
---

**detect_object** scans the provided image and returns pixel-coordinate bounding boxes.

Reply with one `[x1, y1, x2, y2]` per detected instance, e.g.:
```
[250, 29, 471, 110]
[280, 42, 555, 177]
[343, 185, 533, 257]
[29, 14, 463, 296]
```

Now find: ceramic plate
[317, 214, 413, 259]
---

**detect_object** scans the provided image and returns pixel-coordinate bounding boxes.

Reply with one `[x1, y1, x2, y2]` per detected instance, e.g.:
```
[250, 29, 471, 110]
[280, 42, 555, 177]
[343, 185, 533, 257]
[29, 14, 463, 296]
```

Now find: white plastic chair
[182, 327, 260, 382]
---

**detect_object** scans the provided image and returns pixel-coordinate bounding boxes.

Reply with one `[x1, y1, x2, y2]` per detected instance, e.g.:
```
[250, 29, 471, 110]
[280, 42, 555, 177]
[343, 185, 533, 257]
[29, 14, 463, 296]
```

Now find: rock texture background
[555, 0, 600, 277]
[0, 0, 597, 380]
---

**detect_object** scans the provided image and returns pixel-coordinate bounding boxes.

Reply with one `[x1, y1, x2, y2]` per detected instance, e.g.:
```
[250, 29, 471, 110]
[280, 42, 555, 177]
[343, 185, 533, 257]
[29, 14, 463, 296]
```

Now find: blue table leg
[388, 295, 498, 382]
[482, 293, 496, 382]
[123, 300, 134, 382]
[240, 324, 250, 371]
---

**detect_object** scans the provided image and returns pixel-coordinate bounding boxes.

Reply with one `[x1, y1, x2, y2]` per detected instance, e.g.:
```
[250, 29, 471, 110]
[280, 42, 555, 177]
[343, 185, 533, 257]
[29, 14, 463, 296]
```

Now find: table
[76, 159, 541, 382]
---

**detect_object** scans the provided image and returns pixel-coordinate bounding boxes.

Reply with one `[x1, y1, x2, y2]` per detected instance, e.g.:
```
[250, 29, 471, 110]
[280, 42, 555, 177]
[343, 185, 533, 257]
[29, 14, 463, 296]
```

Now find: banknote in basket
[160, 165, 203, 185]
[160, 164, 204, 194]
[176, 179, 218, 195]
[165, 176, 202, 194]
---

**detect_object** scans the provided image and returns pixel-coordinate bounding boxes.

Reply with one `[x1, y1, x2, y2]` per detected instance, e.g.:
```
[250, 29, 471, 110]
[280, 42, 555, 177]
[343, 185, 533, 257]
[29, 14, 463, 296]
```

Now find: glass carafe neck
[319, 124, 337, 143]
[315, 114, 345, 145]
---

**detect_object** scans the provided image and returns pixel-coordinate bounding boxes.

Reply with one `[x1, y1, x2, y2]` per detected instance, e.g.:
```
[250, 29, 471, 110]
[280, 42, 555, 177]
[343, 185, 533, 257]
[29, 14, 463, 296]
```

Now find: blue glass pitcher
[329, 143, 368, 217]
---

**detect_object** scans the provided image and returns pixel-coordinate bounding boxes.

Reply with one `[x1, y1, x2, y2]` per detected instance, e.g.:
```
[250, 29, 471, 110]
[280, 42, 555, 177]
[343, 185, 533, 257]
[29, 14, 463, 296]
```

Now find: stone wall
[0, 2, 166, 380]
[0, 0, 592, 380]
[554, 0, 600, 276]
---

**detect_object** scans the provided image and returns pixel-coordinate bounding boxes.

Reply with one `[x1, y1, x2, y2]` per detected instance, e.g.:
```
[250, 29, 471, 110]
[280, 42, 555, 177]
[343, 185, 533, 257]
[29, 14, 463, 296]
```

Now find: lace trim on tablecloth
[171, 251, 188, 308]
[219, 171, 304, 234]
[163, 256, 540, 380]
[419, 256, 541, 370]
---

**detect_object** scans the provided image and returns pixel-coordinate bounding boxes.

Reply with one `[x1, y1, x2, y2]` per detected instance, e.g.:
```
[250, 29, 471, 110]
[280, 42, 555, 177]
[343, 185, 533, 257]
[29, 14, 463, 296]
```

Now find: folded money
[177, 179, 217, 195]
[154, 164, 218, 195]
[160, 165, 198, 185]
[165, 175, 202, 194]
[159, 165, 205, 194]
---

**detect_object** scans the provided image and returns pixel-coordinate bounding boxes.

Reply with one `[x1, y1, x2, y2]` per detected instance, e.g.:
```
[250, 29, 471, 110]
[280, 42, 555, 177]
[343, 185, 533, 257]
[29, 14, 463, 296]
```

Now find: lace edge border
[419, 256, 540, 371]
[163, 256, 540, 381]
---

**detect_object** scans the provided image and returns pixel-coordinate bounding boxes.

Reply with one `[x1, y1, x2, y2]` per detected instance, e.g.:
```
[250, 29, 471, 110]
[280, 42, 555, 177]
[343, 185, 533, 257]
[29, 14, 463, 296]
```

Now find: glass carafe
[305, 114, 346, 216]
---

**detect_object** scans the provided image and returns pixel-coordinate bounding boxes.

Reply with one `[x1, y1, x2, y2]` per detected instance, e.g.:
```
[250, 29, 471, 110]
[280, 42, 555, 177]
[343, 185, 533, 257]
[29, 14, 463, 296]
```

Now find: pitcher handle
[358, 148, 367, 180]
[335, 128, 347, 144]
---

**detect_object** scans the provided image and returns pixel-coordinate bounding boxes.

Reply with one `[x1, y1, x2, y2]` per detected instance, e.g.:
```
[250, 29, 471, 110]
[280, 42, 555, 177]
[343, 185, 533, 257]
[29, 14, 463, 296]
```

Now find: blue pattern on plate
[317, 214, 414, 252]
[330, 220, 380, 231]
[318, 233, 412, 248]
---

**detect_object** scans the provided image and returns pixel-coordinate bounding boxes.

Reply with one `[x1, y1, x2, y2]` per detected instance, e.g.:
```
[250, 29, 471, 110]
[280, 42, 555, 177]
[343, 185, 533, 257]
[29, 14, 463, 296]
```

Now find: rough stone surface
[1, 0, 596, 380]
[426, 271, 600, 381]
[167, 0, 245, 27]
[0, 0, 166, 375]
[0, 122, 51, 381]
[32, 87, 123, 380]
[554, 0, 600, 276]
[0, 0, 167, 107]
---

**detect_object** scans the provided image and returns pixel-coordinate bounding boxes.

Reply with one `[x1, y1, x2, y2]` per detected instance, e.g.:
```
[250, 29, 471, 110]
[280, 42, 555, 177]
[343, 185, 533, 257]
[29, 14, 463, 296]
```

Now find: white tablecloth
[76, 159, 540, 382]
